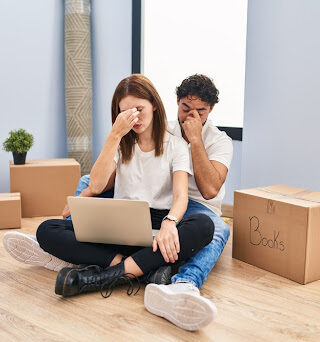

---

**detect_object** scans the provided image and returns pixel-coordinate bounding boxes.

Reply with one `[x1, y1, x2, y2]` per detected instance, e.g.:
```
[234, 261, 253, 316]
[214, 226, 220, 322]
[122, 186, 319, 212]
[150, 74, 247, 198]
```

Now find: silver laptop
[67, 196, 158, 247]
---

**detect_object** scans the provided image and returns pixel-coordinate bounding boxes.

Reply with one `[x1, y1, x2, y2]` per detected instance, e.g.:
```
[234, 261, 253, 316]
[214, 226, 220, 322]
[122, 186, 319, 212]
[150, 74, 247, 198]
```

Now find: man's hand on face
[181, 110, 203, 143]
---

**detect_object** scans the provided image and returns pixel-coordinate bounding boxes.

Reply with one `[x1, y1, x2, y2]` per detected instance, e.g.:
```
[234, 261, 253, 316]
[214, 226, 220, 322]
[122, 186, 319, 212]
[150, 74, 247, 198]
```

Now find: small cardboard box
[10, 159, 81, 218]
[0, 193, 21, 229]
[233, 185, 320, 284]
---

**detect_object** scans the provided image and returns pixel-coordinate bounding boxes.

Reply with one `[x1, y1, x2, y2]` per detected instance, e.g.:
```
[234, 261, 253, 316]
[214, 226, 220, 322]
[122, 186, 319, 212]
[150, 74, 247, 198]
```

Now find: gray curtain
[64, 0, 92, 175]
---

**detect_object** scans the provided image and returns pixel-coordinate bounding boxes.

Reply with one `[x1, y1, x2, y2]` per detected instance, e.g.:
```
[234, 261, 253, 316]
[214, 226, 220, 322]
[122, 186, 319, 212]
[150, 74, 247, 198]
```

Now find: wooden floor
[0, 217, 319, 342]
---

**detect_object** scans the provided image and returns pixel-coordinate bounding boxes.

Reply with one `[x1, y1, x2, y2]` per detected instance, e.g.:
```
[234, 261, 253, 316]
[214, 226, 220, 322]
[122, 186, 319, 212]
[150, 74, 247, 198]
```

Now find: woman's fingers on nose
[123, 107, 138, 116]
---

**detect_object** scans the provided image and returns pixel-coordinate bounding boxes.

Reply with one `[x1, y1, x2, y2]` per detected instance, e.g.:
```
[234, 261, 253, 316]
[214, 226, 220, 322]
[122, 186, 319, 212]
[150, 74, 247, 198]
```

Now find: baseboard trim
[221, 203, 233, 218]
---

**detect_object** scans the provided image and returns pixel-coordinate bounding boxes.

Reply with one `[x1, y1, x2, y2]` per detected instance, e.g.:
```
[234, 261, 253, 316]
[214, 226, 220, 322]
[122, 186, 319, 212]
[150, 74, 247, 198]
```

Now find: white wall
[0, 0, 132, 193]
[224, 141, 242, 204]
[0, 0, 66, 193]
[91, 0, 132, 161]
[241, 0, 320, 191]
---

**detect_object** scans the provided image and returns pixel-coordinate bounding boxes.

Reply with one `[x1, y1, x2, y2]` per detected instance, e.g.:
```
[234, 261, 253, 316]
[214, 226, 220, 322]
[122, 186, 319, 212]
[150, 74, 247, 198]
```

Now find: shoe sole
[144, 284, 218, 331]
[2, 231, 73, 272]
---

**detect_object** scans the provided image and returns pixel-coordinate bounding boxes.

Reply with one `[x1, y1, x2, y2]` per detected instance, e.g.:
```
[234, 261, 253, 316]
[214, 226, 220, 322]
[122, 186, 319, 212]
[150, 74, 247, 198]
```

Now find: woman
[3, 74, 214, 298]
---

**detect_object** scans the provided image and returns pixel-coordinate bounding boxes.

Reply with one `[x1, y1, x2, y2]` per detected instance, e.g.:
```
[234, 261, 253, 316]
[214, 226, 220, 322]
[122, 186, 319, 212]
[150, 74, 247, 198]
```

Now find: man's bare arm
[190, 139, 228, 200]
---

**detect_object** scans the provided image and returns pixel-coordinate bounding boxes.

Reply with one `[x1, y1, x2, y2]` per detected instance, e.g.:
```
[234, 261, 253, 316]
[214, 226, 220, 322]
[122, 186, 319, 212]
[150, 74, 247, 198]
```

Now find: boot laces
[78, 265, 108, 293]
[100, 273, 141, 298]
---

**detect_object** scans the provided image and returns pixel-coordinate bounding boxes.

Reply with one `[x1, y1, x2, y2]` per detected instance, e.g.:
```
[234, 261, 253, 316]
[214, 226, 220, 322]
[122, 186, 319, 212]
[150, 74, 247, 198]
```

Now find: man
[64, 74, 233, 331]
[143, 74, 233, 330]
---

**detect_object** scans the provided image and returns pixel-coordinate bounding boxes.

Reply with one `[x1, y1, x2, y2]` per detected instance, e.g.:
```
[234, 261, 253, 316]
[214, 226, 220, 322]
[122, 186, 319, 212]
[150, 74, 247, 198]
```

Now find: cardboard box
[0, 193, 21, 229]
[233, 185, 320, 284]
[10, 159, 81, 217]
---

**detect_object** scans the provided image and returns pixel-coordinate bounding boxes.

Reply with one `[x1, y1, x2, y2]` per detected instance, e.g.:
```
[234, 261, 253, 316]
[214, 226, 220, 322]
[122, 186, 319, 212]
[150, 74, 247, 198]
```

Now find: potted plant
[2, 129, 34, 165]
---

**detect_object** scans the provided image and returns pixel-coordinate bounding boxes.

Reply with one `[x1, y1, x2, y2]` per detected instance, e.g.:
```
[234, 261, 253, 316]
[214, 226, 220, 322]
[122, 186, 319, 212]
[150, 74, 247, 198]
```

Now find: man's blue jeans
[66, 175, 230, 289]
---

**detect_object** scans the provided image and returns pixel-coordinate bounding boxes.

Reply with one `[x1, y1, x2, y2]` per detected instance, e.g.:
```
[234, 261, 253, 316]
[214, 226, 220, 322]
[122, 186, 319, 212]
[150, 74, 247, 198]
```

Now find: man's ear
[177, 97, 180, 105]
[208, 105, 214, 114]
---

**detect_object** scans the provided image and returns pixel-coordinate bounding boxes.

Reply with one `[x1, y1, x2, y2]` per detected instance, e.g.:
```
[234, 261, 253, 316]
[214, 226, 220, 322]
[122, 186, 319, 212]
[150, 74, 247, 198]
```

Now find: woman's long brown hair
[111, 74, 167, 163]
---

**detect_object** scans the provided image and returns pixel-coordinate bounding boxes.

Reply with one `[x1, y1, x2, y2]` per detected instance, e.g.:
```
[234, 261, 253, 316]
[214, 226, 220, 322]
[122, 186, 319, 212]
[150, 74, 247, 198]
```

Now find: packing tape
[257, 187, 320, 204]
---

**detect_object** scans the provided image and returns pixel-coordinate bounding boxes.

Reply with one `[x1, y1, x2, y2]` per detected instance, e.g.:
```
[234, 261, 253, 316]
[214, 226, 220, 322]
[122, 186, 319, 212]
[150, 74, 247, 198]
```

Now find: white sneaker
[2, 231, 74, 272]
[144, 282, 218, 331]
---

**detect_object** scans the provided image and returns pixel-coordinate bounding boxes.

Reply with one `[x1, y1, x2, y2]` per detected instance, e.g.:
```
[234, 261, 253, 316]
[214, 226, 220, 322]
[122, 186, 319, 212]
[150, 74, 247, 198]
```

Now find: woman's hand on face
[111, 108, 139, 138]
[153, 220, 180, 263]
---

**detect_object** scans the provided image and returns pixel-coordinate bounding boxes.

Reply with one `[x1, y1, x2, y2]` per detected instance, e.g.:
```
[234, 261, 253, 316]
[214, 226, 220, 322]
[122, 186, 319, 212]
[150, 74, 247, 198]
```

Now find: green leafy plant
[2, 129, 34, 154]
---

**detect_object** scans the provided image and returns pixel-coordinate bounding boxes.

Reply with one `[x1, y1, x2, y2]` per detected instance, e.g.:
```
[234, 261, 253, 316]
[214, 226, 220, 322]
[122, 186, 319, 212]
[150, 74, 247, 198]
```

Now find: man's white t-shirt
[113, 132, 192, 210]
[167, 119, 233, 216]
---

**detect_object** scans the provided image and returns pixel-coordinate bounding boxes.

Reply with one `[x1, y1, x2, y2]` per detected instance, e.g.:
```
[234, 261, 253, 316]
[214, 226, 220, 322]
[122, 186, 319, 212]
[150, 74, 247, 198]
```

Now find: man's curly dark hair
[176, 74, 219, 107]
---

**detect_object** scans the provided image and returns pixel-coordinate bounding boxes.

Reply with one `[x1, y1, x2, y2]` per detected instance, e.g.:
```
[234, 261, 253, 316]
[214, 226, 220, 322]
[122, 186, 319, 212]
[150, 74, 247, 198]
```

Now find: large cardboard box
[0, 193, 21, 229]
[10, 159, 81, 217]
[233, 185, 320, 284]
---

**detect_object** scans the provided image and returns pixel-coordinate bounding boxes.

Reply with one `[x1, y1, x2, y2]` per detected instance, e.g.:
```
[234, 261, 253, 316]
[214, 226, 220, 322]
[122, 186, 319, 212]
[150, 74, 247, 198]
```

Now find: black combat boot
[55, 262, 140, 298]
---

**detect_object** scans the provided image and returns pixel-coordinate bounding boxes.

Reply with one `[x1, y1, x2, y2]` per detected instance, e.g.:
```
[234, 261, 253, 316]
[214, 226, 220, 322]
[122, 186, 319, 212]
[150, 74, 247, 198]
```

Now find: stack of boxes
[0, 159, 80, 230]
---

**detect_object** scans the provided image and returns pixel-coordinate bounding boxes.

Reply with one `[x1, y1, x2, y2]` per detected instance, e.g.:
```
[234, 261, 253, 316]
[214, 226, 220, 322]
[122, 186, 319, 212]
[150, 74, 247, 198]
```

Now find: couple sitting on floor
[3, 73, 233, 331]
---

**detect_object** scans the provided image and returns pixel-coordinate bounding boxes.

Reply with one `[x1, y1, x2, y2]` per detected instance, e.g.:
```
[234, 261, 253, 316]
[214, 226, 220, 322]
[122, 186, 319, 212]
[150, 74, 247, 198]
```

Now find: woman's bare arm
[89, 135, 119, 195]
[153, 171, 189, 263]
[89, 108, 139, 194]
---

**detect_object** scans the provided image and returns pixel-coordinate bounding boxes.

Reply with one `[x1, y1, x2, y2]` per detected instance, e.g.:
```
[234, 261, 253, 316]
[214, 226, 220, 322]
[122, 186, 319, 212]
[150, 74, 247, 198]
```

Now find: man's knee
[221, 219, 230, 238]
[213, 217, 230, 241]
[77, 175, 90, 191]
[224, 222, 230, 239]
[79, 174, 90, 186]
[75, 174, 90, 196]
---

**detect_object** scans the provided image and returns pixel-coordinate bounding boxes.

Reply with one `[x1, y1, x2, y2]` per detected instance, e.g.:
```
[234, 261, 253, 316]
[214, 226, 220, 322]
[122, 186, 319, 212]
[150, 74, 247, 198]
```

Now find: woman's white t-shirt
[113, 132, 192, 210]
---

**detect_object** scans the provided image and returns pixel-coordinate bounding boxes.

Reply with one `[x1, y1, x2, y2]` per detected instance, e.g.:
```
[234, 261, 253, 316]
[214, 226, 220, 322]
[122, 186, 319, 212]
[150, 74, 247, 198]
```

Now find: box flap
[0, 193, 20, 200]
[235, 185, 320, 207]
[297, 191, 320, 202]
[10, 158, 80, 167]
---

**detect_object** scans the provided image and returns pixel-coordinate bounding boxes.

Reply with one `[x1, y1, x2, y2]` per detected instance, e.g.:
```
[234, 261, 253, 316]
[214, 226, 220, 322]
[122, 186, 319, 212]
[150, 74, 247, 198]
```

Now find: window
[132, 0, 247, 140]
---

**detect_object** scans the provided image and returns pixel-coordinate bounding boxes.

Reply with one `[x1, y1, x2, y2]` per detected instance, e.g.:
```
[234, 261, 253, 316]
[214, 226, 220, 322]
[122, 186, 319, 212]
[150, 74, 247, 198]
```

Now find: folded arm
[190, 139, 228, 200]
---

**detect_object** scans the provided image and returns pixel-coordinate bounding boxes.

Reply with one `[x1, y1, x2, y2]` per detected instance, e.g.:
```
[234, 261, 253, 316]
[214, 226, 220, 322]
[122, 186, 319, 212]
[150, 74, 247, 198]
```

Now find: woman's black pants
[36, 209, 214, 275]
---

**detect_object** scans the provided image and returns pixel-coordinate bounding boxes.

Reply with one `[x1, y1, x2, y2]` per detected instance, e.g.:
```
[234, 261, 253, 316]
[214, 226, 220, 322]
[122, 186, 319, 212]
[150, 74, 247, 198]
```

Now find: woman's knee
[193, 213, 215, 244]
[36, 219, 58, 246]
[36, 220, 49, 243]
[180, 213, 214, 245]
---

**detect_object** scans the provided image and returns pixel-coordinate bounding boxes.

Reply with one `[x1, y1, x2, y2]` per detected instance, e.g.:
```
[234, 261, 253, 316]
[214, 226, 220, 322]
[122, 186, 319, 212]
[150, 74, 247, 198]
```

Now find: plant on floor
[2, 128, 34, 165]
